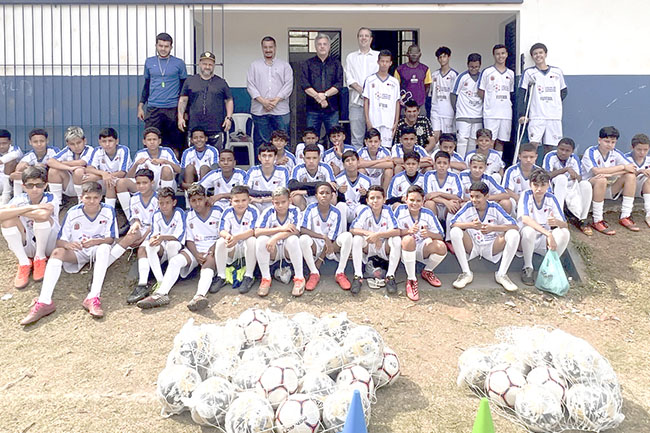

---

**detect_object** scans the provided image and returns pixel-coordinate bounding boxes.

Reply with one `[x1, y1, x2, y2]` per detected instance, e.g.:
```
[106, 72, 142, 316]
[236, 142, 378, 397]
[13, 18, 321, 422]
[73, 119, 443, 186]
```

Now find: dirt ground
[1, 210, 649, 433]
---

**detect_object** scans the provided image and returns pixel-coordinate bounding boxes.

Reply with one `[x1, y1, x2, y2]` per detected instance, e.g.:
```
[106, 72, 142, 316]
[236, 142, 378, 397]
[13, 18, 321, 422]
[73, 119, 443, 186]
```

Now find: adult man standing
[394, 45, 432, 115]
[138, 33, 187, 156]
[178, 51, 233, 150]
[345, 27, 379, 149]
[247, 36, 293, 156]
[301, 34, 343, 138]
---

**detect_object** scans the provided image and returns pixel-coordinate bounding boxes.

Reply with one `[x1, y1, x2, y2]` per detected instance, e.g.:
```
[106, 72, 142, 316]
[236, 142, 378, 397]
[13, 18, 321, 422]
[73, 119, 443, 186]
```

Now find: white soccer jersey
[387, 172, 425, 199]
[257, 205, 300, 229]
[20, 147, 60, 166]
[362, 73, 401, 129]
[358, 146, 391, 182]
[580, 146, 631, 180]
[459, 171, 506, 199]
[58, 203, 117, 243]
[451, 201, 516, 246]
[292, 163, 335, 183]
[478, 66, 515, 120]
[519, 66, 567, 121]
[186, 206, 222, 253]
[424, 170, 462, 197]
[543, 151, 584, 180]
[276, 151, 297, 175]
[350, 205, 398, 232]
[394, 204, 444, 244]
[295, 143, 325, 162]
[300, 203, 342, 241]
[180, 145, 219, 172]
[150, 208, 186, 242]
[391, 144, 428, 159]
[323, 145, 356, 173]
[432, 148, 465, 165]
[503, 163, 542, 196]
[9, 192, 60, 232]
[336, 172, 372, 212]
[53, 145, 94, 164]
[465, 149, 505, 175]
[452, 72, 483, 119]
[431, 68, 458, 119]
[517, 190, 565, 230]
[219, 205, 259, 237]
[624, 151, 650, 172]
[246, 166, 289, 194]
[132, 146, 179, 172]
[129, 192, 159, 229]
[89, 145, 131, 173]
[200, 168, 247, 202]
[0, 145, 23, 173]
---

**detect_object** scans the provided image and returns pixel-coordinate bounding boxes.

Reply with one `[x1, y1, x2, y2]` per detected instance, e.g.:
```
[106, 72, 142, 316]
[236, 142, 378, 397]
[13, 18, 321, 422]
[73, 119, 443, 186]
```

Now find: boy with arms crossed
[200, 149, 247, 210]
[11, 129, 59, 197]
[0, 129, 22, 204]
[47, 126, 94, 204]
[86, 127, 131, 210]
[387, 152, 425, 206]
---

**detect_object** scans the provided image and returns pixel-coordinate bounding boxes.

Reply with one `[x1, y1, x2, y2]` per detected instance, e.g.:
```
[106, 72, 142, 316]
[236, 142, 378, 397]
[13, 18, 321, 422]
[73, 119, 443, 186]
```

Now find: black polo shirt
[300, 55, 343, 114]
[181, 74, 232, 132]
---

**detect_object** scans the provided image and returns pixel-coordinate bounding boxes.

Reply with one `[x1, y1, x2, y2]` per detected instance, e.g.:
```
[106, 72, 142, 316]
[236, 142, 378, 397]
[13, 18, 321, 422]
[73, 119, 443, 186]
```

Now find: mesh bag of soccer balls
[457, 326, 624, 432]
[156, 308, 401, 433]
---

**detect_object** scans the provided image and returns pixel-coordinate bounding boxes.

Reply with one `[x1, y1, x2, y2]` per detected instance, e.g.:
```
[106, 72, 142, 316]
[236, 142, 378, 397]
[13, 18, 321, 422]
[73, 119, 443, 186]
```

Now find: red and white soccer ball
[336, 365, 375, 400]
[238, 308, 270, 344]
[526, 365, 568, 401]
[274, 393, 321, 433]
[484, 364, 527, 408]
[372, 346, 401, 388]
[257, 365, 300, 408]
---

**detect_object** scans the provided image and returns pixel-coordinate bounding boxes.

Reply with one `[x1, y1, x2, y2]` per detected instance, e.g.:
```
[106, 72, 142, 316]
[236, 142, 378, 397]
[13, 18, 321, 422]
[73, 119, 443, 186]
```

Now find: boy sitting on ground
[246, 144, 290, 212]
[86, 127, 131, 210]
[0, 129, 22, 204]
[11, 128, 59, 197]
[199, 149, 247, 210]
[387, 152, 425, 207]
[357, 128, 393, 191]
[335, 150, 371, 226]
[180, 127, 219, 190]
[464, 128, 505, 183]
[624, 133, 650, 228]
[47, 126, 94, 204]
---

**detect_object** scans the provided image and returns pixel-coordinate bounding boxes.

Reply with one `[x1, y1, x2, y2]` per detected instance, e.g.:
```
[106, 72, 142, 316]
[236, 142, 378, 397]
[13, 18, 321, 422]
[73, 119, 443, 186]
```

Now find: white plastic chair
[226, 113, 255, 168]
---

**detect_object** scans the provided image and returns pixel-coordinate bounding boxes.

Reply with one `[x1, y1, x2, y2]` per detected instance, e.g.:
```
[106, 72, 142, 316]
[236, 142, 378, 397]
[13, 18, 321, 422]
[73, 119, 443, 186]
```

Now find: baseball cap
[199, 51, 216, 62]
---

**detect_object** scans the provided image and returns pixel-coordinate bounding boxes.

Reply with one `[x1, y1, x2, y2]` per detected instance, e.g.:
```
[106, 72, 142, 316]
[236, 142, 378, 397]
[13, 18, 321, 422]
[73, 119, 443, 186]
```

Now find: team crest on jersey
[490, 76, 495, 81]
[209, 221, 216, 225]
[101, 159, 106, 164]
[100, 219, 107, 224]
[134, 208, 139, 214]
[371, 83, 375, 88]
[487, 218, 494, 224]
[215, 182, 221, 187]
[243, 221, 249, 226]
[190, 223, 194, 229]
[516, 178, 521, 184]
[74, 223, 80, 230]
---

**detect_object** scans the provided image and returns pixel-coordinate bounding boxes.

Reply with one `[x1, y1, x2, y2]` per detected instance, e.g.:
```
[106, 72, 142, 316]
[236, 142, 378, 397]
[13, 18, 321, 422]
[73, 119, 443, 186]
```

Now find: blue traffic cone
[472, 398, 495, 433]
[342, 390, 368, 433]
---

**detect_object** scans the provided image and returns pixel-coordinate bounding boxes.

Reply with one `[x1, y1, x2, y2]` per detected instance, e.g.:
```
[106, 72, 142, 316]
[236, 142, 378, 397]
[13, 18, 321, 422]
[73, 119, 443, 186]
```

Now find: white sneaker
[495, 273, 518, 292]
[452, 272, 473, 289]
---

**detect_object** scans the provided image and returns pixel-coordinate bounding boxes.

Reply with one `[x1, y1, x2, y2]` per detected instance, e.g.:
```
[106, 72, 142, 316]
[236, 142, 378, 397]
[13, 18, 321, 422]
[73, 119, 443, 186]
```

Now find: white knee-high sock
[592, 201, 604, 223]
[552, 176, 568, 210]
[335, 232, 352, 274]
[109, 244, 126, 266]
[13, 179, 23, 197]
[160, 179, 175, 191]
[352, 235, 365, 277]
[520, 226, 537, 269]
[49, 183, 64, 204]
[335, 202, 349, 232]
[644, 193, 650, 216]
[105, 197, 117, 209]
[424, 252, 446, 272]
[33, 221, 52, 259]
[137, 257, 150, 285]
[88, 244, 111, 299]
[73, 184, 83, 200]
[497, 229, 520, 276]
[578, 181, 593, 220]
[387, 237, 401, 277]
[300, 235, 318, 275]
[2, 226, 30, 265]
[215, 238, 228, 278]
[401, 249, 416, 281]
[38, 258, 62, 304]
[256, 236, 272, 279]
[157, 253, 189, 295]
[553, 227, 571, 256]
[117, 191, 132, 219]
[196, 268, 215, 296]
[450, 226, 471, 274]
[244, 237, 257, 278]
[620, 196, 634, 219]
[146, 244, 163, 282]
[285, 235, 303, 279]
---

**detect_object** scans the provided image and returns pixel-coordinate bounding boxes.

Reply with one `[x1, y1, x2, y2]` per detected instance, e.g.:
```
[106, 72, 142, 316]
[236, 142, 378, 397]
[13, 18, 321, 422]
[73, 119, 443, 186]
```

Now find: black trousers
[145, 106, 186, 155]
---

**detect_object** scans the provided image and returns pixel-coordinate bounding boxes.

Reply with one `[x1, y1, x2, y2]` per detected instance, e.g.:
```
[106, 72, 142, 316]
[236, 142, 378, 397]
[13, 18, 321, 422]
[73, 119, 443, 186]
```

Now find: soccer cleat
[521, 267, 535, 286]
[350, 275, 362, 295]
[405, 279, 419, 301]
[452, 272, 474, 289]
[209, 276, 227, 293]
[187, 295, 209, 312]
[14, 262, 32, 289]
[137, 293, 170, 309]
[495, 273, 518, 292]
[82, 296, 104, 318]
[619, 217, 640, 232]
[257, 278, 272, 297]
[579, 222, 593, 236]
[32, 258, 48, 282]
[238, 276, 255, 294]
[20, 298, 56, 325]
[421, 269, 442, 287]
[305, 273, 320, 291]
[292, 277, 306, 297]
[335, 273, 351, 290]
[385, 275, 398, 295]
[127, 284, 150, 304]
[591, 220, 615, 235]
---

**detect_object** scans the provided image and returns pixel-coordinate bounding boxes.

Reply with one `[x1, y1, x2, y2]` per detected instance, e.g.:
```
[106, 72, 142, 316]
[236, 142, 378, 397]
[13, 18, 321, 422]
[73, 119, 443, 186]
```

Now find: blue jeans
[252, 113, 290, 161]
[306, 110, 340, 140]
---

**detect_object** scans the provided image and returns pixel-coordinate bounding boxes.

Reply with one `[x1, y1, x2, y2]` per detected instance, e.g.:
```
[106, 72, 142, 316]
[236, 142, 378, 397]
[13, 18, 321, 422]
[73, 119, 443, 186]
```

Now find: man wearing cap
[247, 36, 293, 157]
[138, 32, 188, 156]
[178, 51, 234, 149]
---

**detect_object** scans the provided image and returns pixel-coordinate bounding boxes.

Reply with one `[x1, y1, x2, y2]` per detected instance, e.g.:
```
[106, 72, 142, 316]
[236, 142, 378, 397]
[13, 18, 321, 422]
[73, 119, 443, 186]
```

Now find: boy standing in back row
[363, 50, 401, 148]
[452, 54, 483, 157]
[430, 46, 458, 146]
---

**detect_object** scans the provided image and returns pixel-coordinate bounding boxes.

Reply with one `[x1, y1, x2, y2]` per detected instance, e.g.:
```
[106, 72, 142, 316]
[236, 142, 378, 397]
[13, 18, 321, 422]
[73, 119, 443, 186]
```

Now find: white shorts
[65, 244, 107, 273]
[311, 238, 338, 262]
[180, 249, 199, 278]
[60, 172, 77, 197]
[148, 165, 178, 191]
[431, 115, 455, 133]
[527, 119, 562, 146]
[415, 238, 433, 263]
[635, 174, 649, 197]
[268, 240, 290, 264]
[226, 241, 248, 265]
[483, 118, 512, 142]
[377, 126, 394, 149]
[154, 240, 184, 264]
[365, 238, 390, 262]
[456, 120, 482, 141]
[604, 179, 624, 200]
[23, 224, 59, 259]
[468, 239, 502, 264]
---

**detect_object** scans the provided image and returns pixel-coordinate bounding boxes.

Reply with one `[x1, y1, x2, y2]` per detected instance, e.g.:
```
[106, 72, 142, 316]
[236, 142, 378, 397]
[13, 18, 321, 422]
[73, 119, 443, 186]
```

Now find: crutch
[513, 53, 534, 161]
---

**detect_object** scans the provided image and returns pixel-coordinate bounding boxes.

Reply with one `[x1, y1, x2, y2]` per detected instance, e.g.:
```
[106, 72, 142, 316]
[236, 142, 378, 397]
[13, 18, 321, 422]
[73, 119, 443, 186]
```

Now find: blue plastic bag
[535, 250, 570, 296]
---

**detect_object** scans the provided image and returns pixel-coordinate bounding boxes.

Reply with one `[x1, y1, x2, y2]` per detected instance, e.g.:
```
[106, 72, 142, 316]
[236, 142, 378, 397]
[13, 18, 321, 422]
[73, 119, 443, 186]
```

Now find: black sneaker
[118, 221, 131, 237]
[385, 275, 398, 294]
[238, 276, 255, 294]
[521, 267, 535, 286]
[209, 276, 227, 293]
[350, 275, 362, 295]
[127, 284, 150, 304]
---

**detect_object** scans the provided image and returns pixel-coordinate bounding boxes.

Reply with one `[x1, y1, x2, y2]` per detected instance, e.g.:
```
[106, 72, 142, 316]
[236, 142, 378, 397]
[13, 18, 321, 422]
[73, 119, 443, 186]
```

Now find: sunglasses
[23, 182, 46, 189]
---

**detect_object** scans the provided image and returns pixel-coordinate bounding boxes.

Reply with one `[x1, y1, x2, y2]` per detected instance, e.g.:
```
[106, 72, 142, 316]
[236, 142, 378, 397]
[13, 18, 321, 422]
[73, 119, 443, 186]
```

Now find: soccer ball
[156, 365, 202, 416]
[274, 393, 321, 433]
[372, 346, 401, 388]
[549, 329, 604, 383]
[336, 365, 375, 400]
[238, 308, 270, 344]
[456, 347, 495, 390]
[188, 376, 236, 427]
[266, 317, 305, 356]
[484, 364, 527, 408]
[322, 388, 371, 432]
[292, 312, 320, 343]
[303, 336, 344, 376]
[240, 345, 274, 366]
[526, 366, 568, 401]
[204, 321, 246, 358]
[225, 392, 275, 433]
[271, 355, 306, 384]
[204, 353, 240, 381]
[256, 365, 300, 408]
[489, 343, 529, 376]
[341, 325, 385, 372]
[300, 372, 336, 403]
[565, 383, 624, 431]
[232, 360, 267, 391]
[318, 312, 354, 344]
[507, 326, 553, 367]
[514, 384, 563, 432]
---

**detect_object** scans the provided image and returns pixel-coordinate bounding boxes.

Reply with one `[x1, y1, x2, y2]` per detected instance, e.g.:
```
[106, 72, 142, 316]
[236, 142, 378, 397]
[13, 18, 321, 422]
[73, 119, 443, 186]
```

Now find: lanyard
[157, 56, 170, 88]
